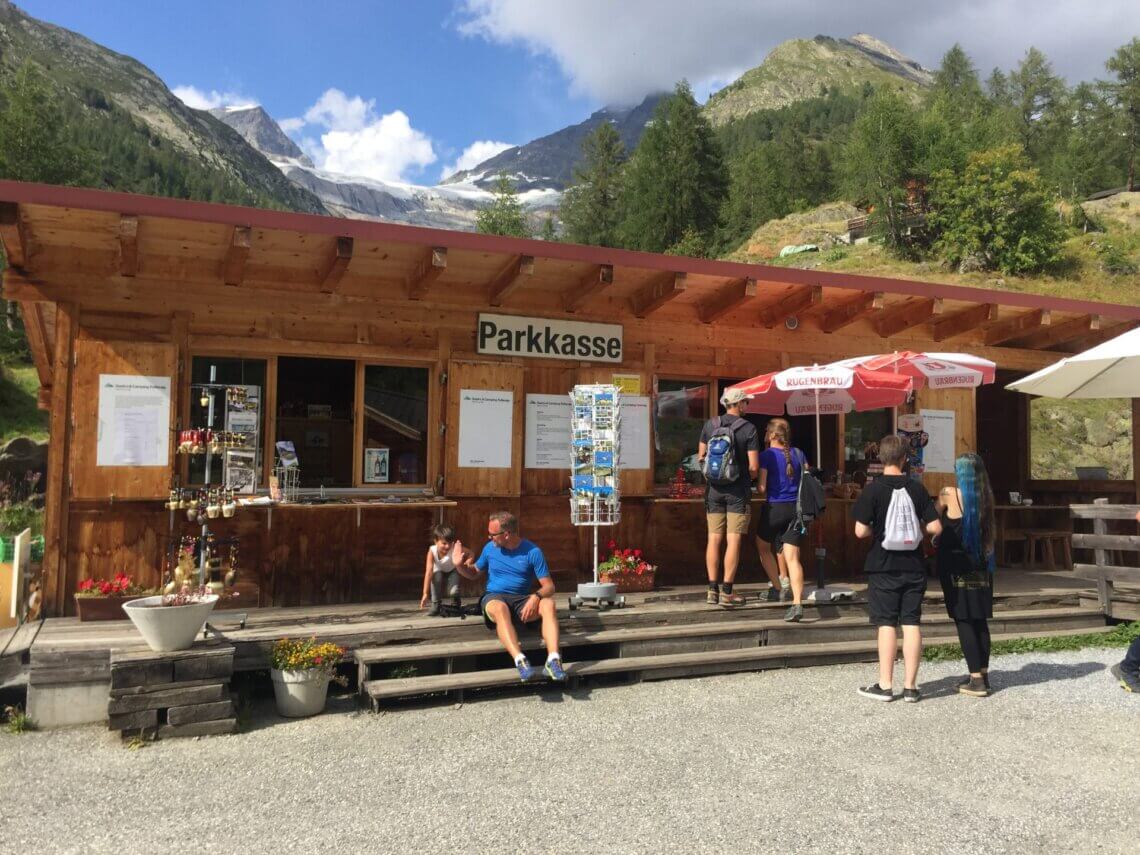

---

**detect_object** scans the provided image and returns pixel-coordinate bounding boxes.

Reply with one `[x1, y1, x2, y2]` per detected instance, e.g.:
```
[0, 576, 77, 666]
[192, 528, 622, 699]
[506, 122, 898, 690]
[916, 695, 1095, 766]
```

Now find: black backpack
[436, 601, 482, 619]
[794, 448, 826, 522]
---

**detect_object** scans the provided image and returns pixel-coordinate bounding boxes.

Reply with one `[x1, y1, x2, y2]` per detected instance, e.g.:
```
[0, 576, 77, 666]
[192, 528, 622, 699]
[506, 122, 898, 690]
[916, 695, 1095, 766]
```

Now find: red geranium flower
[78, 579, 94, 592]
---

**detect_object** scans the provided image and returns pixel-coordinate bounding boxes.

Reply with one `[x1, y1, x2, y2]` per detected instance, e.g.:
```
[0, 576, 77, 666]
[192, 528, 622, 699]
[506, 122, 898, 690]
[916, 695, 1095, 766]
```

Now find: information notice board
[525, 393, 650, 470]
[458, 389, 514, 468]
[96, 374, 171, 467]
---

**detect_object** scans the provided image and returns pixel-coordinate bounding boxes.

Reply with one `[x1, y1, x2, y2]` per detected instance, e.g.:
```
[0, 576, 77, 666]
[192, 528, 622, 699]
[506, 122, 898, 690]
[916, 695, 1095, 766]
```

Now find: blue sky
[18, 1, 1140, 186]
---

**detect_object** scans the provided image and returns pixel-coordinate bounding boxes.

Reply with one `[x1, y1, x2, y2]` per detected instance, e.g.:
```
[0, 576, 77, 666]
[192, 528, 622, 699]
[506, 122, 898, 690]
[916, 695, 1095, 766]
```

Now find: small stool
[999, 528, 1029, 567]
[1024, 530, 1072, 571]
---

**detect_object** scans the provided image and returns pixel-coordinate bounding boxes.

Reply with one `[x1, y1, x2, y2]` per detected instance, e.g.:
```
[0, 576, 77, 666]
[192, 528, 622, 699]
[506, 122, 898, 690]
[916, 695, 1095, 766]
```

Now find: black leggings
[955, 619, 991, 673]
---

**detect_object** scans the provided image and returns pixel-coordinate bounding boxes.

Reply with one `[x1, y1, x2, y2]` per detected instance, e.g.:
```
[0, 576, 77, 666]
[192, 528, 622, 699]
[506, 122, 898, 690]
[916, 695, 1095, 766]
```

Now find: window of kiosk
[187, 357, 267, 488]
[844, 408, 892, 480]
[654, 379, 709, 484]
[1029, 397, 1133, 480]
[361, 365, 430, 486]
[276, 356, 355, 488]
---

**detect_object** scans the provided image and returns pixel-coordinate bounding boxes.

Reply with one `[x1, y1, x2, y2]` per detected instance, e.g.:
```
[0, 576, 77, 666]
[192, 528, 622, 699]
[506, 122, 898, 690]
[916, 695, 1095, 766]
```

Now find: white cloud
[172, 85, 257, 111]
[440, 140, 516, 181]
[286, 88, 438, 183]
[455, 0, 1139, 105]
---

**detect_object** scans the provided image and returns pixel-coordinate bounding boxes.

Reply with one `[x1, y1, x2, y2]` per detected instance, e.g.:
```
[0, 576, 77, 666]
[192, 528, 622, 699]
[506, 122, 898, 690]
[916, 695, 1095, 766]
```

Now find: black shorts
[705, 485, 751, 516]
[757, 502, 804, 551]
[867, 571, 927, 627]
[480, 592, 539, 631]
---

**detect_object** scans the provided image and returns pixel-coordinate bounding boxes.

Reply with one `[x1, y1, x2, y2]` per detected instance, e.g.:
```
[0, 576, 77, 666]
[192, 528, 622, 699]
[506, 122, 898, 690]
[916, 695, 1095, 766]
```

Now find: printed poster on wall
[458, 389, 513, 468]
[524, 394, 651, 470]
[895, 413, 927, 477]
[96, 374, 171, 467]
[920, 409, 956, 473]
[525, 394, 571, 469]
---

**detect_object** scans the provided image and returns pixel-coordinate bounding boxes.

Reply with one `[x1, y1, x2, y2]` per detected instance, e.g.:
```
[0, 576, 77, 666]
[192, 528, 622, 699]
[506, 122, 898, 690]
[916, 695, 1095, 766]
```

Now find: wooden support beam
[41, 303, 76, 617]
[1063, 321, 1137, 354]
[873, 297, 942, 337]
[318, 236, 353, 294]
[0, 201, 27, 268]
[1011, 314, 1099, 350]
[930, 302, 998, 342]
[699, 278, 756, 324]
[406, 246, 447, 300]
[983, 308, 1049, 346]
[818, 291, 884, 334]
[564, 264, 613, 313]
[18, 301, 52, 388]
[487, 254, 535, 306]
[118, 215, 138, 277]
[630, 272, 686, 318]
[222, 226, 252, 286]
[759, 285, 822, 329]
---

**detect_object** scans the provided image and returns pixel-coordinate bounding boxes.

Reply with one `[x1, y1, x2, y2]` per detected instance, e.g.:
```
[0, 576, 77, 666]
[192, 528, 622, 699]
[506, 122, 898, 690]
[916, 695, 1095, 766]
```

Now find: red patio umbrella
[726, 362, 914, 465]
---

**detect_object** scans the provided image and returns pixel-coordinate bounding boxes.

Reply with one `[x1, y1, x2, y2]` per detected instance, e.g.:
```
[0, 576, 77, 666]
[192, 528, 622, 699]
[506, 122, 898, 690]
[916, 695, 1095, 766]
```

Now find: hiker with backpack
[698, 388, 761, 607]
[934, 453, 998, 698]
[755, 417, 809, 622]
[852, 434, 942, 702]
[462, 511, 567, 682]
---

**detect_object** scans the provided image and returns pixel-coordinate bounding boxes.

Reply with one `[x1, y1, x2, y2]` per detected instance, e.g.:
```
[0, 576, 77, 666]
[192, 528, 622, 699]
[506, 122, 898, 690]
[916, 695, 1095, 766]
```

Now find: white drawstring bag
[882, 487, 922, 551]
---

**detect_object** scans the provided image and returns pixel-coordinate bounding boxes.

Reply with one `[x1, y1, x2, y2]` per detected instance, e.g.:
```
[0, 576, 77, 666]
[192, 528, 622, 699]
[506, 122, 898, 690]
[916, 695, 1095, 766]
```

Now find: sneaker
[783, 604, 804, 623]
[765, 587, 781, 602]
[1110, 662, 1140, 693]
[427, 601, 440, 616]
[706, 588, 719, 605]
[544, 657, 568, 682]
[780, 585, 792, 603]
[515, 658, 536, 682]
[718, 591, 746, 608]
[857, 683, 895, 701]
[958, 676, 989, 697]
[902, 687, 922, 703]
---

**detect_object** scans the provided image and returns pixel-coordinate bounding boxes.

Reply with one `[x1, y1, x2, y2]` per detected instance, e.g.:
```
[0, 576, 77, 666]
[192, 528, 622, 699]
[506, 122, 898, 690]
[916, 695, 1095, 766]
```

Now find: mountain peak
[209, 105, 313, 167]
[704, 33, 933, 125]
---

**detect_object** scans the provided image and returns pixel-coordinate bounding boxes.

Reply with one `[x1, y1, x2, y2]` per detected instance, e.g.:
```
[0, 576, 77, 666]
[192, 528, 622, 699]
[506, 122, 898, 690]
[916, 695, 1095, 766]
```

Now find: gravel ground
[1, 648, 1137, 855]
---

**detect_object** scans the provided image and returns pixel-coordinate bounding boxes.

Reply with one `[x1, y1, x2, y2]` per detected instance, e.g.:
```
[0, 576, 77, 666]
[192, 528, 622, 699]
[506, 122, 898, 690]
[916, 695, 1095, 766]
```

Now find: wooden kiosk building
[3, 180, 1140, 618]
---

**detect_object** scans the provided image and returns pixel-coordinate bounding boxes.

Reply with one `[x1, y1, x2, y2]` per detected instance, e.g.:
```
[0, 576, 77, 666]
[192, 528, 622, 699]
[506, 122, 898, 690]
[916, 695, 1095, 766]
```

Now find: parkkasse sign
[476, 313, 623, 363]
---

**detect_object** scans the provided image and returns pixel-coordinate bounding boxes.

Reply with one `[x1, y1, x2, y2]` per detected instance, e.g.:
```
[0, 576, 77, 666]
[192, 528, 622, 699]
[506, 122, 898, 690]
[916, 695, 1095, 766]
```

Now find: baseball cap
[721, 388, 753, 407]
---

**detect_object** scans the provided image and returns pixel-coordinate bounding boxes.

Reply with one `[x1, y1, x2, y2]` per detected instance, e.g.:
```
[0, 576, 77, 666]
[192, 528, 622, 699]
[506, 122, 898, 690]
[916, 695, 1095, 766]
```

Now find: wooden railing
[1071, 499, 1140, 617]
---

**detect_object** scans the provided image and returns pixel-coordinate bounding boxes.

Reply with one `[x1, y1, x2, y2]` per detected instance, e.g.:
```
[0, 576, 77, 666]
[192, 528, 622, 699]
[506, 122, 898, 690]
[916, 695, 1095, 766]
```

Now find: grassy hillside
[1029, 397, 1132, 480]
[0, 362, 47, 443]
[726, 192, 1140, 307]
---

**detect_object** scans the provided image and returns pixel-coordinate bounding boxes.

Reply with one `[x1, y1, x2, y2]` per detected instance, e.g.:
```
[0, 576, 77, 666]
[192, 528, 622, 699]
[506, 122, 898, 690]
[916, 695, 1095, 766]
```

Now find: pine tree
[475, 173, 530, 238]
[0, 62, 87, 185]
[840, 90, 920, 254]
[559, 122, 625, 246]
[539, 214, 557, 242]
[1103, 37, 1140, 191]
[1007, 48, 1067, 164]
[617, 81, 728, 254]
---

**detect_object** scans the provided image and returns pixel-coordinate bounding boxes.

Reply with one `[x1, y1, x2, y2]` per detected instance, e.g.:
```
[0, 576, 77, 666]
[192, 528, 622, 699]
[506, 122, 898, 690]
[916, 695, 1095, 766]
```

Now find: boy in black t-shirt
[852, 434, 942, 702]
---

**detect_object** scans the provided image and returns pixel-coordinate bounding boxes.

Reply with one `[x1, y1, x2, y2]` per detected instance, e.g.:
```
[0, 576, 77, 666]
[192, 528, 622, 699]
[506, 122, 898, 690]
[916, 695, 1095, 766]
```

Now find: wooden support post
[564, 264, 613, 313]
[353, 361, 365, 487]
[173, 312, 191, 489]
[118, 215, 139, 277]
[487, 255, 535, 306]
[262, 357, 278, 489]
[17, 301, 52, 388]
[1092, 498, 1113, 617]
[319, 236, 353, 294]
[222, 226, 252, 286]
[407, 247, 447, 300]
[0, 201, 27, 267]
[699, 278, 756, 324]
[631, 272, 685, 318]
[41, 303, 77, 616]
[759, 285, 822, 329]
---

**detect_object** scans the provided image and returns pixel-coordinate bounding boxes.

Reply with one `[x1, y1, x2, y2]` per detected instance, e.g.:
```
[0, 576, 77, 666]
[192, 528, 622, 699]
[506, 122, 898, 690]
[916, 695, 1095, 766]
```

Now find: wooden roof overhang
[3, 180, 1139, 408]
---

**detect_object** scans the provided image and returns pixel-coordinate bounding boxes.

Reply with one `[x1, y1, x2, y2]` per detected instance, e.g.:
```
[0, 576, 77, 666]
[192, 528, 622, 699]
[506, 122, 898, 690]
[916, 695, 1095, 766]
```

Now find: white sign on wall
[458, 389, 514, 468]
[96, 374, 171, 467]
[477, 313, 623, 363]
[524, 393, 651, 470]
[920, 408, 956, 474]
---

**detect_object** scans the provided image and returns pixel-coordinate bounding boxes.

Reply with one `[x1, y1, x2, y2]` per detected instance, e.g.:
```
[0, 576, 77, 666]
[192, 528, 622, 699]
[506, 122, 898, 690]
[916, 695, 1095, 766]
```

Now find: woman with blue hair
[935, 453, 997, 697]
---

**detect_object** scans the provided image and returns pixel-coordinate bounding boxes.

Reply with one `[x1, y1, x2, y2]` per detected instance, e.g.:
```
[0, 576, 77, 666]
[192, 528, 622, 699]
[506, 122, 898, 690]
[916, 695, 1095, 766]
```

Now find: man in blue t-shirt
[460, 510, 566, 683]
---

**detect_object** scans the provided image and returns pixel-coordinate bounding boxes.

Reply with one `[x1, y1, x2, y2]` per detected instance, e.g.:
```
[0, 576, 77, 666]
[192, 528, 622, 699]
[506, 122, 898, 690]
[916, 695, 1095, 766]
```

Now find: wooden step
[362, 623, 1114, 707]
[352, 607, 1101, 683]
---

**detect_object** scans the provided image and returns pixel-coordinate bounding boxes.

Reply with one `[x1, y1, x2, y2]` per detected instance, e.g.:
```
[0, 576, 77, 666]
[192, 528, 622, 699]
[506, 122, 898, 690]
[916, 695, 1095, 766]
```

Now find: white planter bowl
[122, 595, 219, 652]
[271, 668, 331, 718]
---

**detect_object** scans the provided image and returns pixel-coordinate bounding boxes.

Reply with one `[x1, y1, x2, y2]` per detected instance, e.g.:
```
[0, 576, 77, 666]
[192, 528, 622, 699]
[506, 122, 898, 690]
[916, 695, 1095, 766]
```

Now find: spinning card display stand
[567, 385, 625, 611]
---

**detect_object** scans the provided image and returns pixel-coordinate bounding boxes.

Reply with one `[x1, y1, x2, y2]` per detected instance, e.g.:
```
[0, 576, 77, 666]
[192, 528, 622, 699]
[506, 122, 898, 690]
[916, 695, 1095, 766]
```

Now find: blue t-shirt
[476, 538, 550, 595]
[760, 446, 803, 504]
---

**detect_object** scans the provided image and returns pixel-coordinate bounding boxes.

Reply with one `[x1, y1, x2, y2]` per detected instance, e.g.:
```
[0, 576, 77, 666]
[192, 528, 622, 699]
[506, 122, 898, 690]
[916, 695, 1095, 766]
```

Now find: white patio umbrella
[1007, 326, 1140, 398]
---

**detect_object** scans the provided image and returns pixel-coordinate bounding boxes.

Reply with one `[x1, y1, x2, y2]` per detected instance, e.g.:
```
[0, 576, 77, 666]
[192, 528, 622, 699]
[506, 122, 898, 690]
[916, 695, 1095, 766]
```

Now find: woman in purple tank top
[755, 418, 809, 622]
